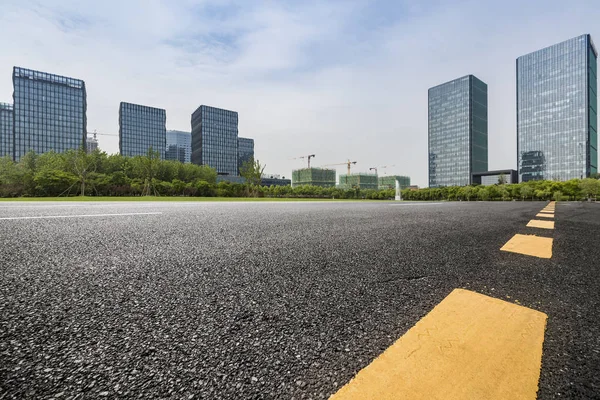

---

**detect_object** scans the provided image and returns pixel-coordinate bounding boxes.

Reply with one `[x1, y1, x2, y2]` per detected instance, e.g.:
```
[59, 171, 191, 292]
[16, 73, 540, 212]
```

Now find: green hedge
[400, 179, 600, 201]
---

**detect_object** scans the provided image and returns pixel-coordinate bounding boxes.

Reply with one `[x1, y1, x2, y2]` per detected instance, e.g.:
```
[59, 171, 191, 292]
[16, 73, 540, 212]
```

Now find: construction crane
[322, 160, 357, 176]
[369, 164, 395, 176]
[87, 129, 118, 139]
[292, 154, 316, 168]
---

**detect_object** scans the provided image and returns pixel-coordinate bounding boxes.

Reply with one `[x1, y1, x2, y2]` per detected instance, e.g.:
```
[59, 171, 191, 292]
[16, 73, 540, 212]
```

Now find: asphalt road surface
[1, 201, 599, 399]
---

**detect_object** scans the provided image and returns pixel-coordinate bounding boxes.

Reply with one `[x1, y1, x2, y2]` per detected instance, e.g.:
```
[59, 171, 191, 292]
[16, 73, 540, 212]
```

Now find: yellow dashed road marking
[500, 234, 553, 258]
[536, 213, 554, 218]
[330, 289, 547, 400]
[527, 219, 555, 229]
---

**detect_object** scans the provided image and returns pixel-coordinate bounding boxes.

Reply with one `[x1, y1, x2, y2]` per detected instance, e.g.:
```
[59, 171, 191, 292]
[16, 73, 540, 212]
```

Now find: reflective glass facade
[428, 75, 488, 187]
[12, 67, 87, 161]
[119, 102, 166, 158]
[517, 34, 598, 181]
[0, 103, 13, 158]
[166, 130, 191, 163]
[238, 137, 254, 174]
[86, 136, 98, 153]
[191, 105, 238, 176]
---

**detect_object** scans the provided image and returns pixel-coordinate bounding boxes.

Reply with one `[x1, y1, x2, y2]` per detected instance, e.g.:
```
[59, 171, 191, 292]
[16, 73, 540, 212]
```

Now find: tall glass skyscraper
[119, 102, 166, 158]
[0, 103, 13, 158]
[517, 34, 598, 181]
[191, 105, 238, 176]
[428, 75, 488, 187]
[12, 67, 87, 161]
[238, 137, 254, 173]
[165, 130, 191, 163]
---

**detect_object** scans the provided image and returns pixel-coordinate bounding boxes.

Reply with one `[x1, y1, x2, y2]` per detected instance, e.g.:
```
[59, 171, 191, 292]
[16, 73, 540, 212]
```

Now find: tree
[462, 186, 474, 201]
[0, 156, 25, 197]
[136, 148, 161, 196]
[520, 185, 533, 201]
[33, 169, 78, 196]
[498, 174, 507, 185]
[580, 178, 600, 200]
[63, 149, 101, 196]
[499, 186, 510, 201]
[240, 157, 266, 197]
[553, 191, 563, 201]
[478, 187, 490, 201]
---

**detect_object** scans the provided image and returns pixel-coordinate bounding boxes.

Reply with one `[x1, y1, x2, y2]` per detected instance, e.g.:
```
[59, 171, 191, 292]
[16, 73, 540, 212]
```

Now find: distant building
[191, 105, 238, 176]
[12, 67, 87, 161]
[216, 176, 246, 184]
[472, 169, 518, 185]
[238, 137, 254, 173]
[166, 130, 191, 163]
[338, 173, 378, 190]
[378, 175, 411, 190]
[261, 174, 291, 187]
[86, 135, 98, 153]
[428, 75, 488, 187]
[292, 168, 336, 188]
[119, 102, 166, 158]
[517, 34, 597, 181]
[0, 103, 13, 158]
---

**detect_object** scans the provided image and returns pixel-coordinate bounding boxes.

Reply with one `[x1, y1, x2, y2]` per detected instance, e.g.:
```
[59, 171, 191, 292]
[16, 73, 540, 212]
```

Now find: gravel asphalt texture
[0, 201, 599, 399]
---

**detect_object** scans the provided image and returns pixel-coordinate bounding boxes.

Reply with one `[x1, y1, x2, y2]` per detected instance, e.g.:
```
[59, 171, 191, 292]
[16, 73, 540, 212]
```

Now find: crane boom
[321, 160, 357, 176]
[292, 154, 316, 168]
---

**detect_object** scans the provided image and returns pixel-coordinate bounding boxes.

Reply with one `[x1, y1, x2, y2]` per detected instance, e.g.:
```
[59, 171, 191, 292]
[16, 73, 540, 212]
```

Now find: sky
[1, 0, 599, 186]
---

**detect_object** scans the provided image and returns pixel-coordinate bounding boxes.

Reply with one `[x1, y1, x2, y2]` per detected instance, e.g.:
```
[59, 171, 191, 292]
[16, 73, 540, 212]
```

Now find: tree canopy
[0, 150, 599, 201]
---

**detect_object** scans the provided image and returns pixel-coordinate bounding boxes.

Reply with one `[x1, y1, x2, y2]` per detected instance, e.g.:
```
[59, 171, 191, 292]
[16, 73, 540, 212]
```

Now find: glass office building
[165, 130, 191, 163]
[428, 75, 488, 187]
[12, 67, 87, 161]
[86, 135, 99, 153]
[238, 137, 254, 173]
[517, 34, 598, 181]
[119, 102, 166, 158]
[0, 103, 13, 158]
[191, 105, 238, 176]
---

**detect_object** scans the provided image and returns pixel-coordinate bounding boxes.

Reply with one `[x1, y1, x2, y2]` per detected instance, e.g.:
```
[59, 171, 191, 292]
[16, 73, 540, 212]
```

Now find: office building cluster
[0, 33, 596, 188]
[429, 34, 598, 187]
[0, 67, 257, 180]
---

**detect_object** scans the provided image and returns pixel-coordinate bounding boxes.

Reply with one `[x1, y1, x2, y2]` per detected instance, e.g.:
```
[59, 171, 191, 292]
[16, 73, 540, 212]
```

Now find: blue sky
[1, 0, 599, 186]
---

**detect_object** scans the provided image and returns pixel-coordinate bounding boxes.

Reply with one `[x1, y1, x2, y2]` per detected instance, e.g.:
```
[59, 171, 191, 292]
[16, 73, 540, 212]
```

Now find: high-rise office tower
[165, 130, 191, 163]
[238, 137, 254, 173]
[0, 103, 13, 158]
[191, 105, 239, 176]
[119, 102, 166, 158]
[86, 134, 99, 154]
[517, 34, 597, 181]
[428, 75, 488, 187]
[12, 67, 87, 161]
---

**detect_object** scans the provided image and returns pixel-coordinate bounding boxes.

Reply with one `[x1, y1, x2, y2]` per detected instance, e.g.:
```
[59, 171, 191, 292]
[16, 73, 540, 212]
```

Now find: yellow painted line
[500, 234, 553, 258]
[527, 219, 555, 229]
[536, 213, 554, 218]
[330, 289, 547, 400]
